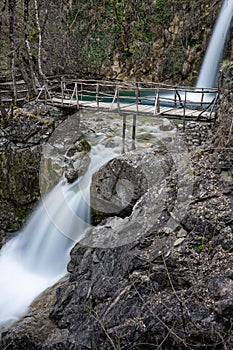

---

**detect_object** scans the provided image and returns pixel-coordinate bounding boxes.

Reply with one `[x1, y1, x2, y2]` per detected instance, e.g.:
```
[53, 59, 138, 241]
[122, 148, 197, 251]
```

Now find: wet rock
[217, 299, 233, 318]
[2, 65, 233, 349]
[174, 237, 185, 246]
[65, 153, 90, 183]
[90, 147, 173, 224]
[0, 145, 41, 244]
[65, 140, 91, 183]
[208, 275, 233, 300]
[159, 118, 175, 131]
[0, 146, 41, 205]
[1, 276, 69, 348]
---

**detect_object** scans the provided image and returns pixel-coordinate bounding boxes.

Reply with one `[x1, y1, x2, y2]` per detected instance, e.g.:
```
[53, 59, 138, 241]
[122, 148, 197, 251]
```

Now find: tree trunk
[0, 0, 7, 32]
[0, 97, 8, 119]
[34, 0, 46, 83]
[8, 0, 17, 106]
[24, 0, 38, 95]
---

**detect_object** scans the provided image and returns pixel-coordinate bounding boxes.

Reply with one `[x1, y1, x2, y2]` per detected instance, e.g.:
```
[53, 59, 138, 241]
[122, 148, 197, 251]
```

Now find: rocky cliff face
[2, 64, 232, 349]
[109, 0, 225, 84]
[0, 104, 64, 246]
[1, 0, 229, 86]
[0, 145, 41, 244]
[90, 147, 173, 225]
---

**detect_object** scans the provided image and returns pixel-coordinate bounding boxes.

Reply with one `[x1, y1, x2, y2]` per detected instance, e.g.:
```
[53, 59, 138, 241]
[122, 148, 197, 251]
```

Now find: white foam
[0, 144, 117, 328]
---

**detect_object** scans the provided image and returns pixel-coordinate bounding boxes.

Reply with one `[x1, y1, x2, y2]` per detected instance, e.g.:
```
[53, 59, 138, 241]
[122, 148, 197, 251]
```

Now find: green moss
[196, 151, 204, 162]
[77, 139, 91, 153]
[29, 29, 40, 42]
[222, 59, 231, 67]
[193, 236, 214, 253]
[186, 167, 195, 175]
[155, 0, 172, 26]
[137, 133, 154, 142]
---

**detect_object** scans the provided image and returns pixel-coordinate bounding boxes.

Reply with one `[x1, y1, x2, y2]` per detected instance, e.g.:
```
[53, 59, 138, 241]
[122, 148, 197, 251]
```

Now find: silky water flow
[196, 0, 233, 88]
[0, 144, 117, 328]
[1, 0, 233, 330]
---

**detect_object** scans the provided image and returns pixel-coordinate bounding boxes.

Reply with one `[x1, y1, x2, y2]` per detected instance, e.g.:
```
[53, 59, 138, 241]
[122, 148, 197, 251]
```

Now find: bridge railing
[36, 77, 219, 121]
[0, 78, 29, 106]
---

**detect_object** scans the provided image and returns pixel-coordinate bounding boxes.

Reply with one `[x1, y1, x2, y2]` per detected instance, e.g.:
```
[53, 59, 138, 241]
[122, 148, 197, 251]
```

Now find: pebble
[177, 121, 212, 146]
[177, 228, 187, 238]
[174, 237, 185, 246]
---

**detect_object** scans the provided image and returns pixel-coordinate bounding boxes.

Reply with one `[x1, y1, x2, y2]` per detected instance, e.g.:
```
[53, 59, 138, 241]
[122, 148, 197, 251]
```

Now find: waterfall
[196, 0, 233, 88]
[0, 144, 117, 328]
[1, 0, 233, 331]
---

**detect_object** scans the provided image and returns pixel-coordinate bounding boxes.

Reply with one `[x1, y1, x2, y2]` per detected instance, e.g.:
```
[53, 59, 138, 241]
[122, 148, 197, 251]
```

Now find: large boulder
[0, 146, 41, 206]
[65, 139, 91, 183]
[2, 65, 233, 349]
[2, 141, 233, 349]
[90, 146, 174, 224]
[0, 145, 41, 245]
[2, 149, 232, 349]
[0, 104, 65, 245]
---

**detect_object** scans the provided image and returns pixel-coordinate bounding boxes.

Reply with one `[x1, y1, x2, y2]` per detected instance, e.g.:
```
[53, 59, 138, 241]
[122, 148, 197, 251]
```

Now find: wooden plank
[47, 88, 215, 123]
[0, 80, 26, 86]
[2, 97, 26, 102]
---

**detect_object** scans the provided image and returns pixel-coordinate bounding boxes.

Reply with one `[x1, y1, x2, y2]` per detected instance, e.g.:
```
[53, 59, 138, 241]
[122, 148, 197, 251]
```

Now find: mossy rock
[75, 139, 91, 153]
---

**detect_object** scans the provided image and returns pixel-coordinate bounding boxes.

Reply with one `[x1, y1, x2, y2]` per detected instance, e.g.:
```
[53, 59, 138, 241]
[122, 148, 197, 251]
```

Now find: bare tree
[34, 0, 46, 82]
[0, 0, 7, 33]
[8, 0, 17, 105]
[23, 0, 38, 94]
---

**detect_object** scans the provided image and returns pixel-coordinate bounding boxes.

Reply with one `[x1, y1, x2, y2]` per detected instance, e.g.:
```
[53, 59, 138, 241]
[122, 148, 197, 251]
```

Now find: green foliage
[29, 29, 40, 42]
[155, 0, 171, 26]
[2, 0, 222, 83]
[59, 0, 161, 74]
[78, 139, 91, 153]
[186, 167, 195, 175]
[222, 59, 231, 66]
[193, 236, 213, 253]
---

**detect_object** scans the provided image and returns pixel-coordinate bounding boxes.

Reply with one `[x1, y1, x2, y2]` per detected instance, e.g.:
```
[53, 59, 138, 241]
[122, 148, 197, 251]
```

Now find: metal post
[174, 87, 177, 107]
[122, 113, 126, 153]
[157, 89, 160, 113]
[81, 82, 83, 101]
[183, 90, 186, 131]
[135, 84, 139, 114]
[201, 88, 204, 107]
[75, 82, 79, 109]
[61, 77, 64, 107]
[154, 88, 160, 114]
[132, 114, 136, 150]
[117, 87, 120, 114]
[44, 84, 47, 105]
[96, 83, 99, 110]
[122, 114, 126, 140]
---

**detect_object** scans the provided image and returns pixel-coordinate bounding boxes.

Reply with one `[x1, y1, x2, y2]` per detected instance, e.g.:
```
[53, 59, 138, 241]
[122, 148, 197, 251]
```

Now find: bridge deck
[49, 96, 215, 122]
[36, 78, 219, 123]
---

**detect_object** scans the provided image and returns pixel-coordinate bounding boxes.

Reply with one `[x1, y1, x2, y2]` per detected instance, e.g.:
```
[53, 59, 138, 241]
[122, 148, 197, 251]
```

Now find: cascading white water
[196, 0, 233, 88]
[1, 0, 232, 331]
[0, 144, 117, 328]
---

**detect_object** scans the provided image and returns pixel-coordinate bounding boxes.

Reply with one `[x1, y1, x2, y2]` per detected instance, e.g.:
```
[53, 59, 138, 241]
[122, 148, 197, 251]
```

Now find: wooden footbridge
[36, 77, 219, 123]
[0, 74, 219, 124]
[0, 75, 28, 104]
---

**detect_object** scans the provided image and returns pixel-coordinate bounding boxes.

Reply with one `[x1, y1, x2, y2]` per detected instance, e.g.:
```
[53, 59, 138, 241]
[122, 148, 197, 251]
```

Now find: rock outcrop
[90, 146, 174, 224]
[65, 140, 91, 183]
[0, 104, 64, 246]
[1, 66, 233, 349]
[0, 145, 41, 242]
